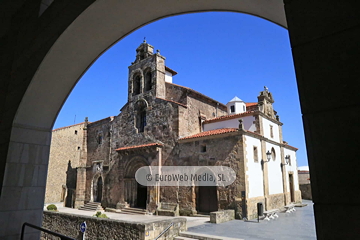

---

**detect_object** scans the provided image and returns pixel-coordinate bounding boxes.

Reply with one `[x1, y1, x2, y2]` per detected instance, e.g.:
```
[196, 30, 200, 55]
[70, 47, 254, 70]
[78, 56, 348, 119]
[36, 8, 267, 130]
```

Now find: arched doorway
[92, 175, 103, 203]
[96, 177, 103, 203]
[124, 157, 148, 209]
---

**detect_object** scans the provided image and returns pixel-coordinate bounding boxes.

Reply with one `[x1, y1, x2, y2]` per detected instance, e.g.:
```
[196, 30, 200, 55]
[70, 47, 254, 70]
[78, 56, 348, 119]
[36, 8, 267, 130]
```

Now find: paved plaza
[46, 200, 316, 239]
[185, 200, 316, 240]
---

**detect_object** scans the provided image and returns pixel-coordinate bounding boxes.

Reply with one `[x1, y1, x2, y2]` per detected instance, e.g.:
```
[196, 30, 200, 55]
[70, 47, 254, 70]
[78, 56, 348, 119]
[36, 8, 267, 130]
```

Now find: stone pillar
[260, 140, 270, 210]
[0, 125, 51, 239]
[280, 146, 289, 205]
[285, 1, 360, 239]
[116, 156, 126, 209]
[75, 117, 88, 208]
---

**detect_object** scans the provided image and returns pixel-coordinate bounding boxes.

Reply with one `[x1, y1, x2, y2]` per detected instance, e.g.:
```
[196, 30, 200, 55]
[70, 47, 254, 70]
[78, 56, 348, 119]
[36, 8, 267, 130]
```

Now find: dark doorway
[197, 186, 218, 213]
[136, 183, 147, 209]
[96, 177, 103, 202]
[289, 174, 295, 202]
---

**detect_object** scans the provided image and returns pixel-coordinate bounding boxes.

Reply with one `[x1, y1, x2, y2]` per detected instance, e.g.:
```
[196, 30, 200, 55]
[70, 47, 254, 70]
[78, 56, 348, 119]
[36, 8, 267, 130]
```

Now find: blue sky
[54, 12, 308, 167]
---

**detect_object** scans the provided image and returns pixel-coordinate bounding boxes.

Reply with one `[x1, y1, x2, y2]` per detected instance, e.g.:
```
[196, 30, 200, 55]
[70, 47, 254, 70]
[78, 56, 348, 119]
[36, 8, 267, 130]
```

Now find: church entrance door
[289, 174, 295, 202]
[197, 186, 218, 213]
[96, 177, 103, 202]
[136, 183, 147, 208]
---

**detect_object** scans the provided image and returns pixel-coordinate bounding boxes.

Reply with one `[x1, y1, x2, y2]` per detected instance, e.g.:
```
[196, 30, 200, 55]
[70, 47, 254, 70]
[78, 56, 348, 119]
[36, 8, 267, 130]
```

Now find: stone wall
[266, 193, 285, 210]
[246, 196, 266, 220]
[298, 171, 310, 184]
[165, 82, 188, 105]
[45, 123, 85, 204]
[42, 211, 186, 240]
[300, 184, 312, 200]
[166, 133, 245, 214]
[210, 210, 235, 224]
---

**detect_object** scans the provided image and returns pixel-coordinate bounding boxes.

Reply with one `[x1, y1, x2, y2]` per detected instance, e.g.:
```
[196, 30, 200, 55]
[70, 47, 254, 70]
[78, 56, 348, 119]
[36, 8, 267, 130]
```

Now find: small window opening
[138, 109, 146, 132]
[133, 75, 141, 95]
[97, 134, 103, 144]
[230, 105, 235, 113]
[271, 148, 276, 161]
[75, 130, 78, 135]
[77, 146, 80, 150]
[145, 71, 152, 91]
[253, 146, 258, 162]
[200, 145, 207, 152]
[270, 125, 274, 138]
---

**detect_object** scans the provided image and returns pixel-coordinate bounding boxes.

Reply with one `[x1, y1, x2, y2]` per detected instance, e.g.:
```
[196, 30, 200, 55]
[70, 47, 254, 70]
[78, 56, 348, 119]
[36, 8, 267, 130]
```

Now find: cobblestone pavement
[186, 200, 316, 240]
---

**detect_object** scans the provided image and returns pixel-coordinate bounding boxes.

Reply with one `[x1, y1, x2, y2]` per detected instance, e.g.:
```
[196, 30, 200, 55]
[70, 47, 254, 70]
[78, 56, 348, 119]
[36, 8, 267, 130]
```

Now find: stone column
[260, 140, 270, 210]
[280, 146, 289, 205]
[285, 1, 360, 239]
[0, 125, 52, 239]
[74, 118, 88, 208]
[116, 157, 126, 209]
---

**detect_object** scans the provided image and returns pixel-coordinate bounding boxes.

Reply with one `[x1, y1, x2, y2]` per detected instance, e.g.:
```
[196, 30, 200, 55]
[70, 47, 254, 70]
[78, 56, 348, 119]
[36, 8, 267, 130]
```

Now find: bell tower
[127, 40, 166, 102]
[257, 86, 276, 119]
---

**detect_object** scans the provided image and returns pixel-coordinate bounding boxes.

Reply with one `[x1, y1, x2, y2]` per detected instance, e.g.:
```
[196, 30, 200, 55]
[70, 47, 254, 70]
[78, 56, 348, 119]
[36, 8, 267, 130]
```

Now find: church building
[45, 41, 301, 219]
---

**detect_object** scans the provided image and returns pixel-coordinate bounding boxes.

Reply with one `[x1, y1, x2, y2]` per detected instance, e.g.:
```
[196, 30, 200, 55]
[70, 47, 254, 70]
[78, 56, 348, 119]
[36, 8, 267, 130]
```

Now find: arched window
[133, 75, 141, 95]
[144, 71, 152, 91]
[271, 147, 276, 161]
[135, 99, 148, 133]
[139, 109, 146, 132]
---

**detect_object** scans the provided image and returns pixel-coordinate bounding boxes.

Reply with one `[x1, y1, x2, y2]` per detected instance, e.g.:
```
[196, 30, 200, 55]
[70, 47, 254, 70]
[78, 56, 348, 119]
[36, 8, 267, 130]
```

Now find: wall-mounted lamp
[281, 155, 290, 167]
[262, 150, 271, 164]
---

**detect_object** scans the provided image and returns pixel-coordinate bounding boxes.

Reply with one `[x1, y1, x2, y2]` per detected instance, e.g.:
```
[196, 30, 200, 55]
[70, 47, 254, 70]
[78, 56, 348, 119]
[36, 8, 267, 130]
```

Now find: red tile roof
[246, 102, 257, 107]
[203, 111, 256, 124]
[115, 143, 163, 151]
[156, 97, 187, 108]
[179, 128, 238, 140]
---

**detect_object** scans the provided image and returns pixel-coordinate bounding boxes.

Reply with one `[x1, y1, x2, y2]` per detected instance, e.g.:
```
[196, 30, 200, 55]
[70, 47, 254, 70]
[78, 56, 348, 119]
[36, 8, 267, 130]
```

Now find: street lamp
[281, 155, 290, 167]
[263, 150, 271, 163]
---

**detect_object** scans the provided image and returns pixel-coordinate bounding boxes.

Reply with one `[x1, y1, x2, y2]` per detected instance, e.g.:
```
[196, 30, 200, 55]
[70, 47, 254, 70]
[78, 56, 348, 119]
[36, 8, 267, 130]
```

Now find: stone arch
[7, 1, 350, 239]
[91, 172, 104, 203]
[144, 68, 152, 91]
[124, 156, 149, 208]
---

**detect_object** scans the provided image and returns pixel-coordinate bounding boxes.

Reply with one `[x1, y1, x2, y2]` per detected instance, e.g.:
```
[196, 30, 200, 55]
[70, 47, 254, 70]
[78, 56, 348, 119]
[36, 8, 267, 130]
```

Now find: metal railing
[21, 222, 75, 240]
[154, 222, 174, 240]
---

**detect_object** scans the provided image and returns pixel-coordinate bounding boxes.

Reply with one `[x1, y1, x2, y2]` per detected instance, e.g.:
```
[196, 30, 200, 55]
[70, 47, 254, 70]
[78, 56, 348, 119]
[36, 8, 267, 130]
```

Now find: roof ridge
[52, 122, 85, 132]
[204, 111, 256, 124]
[156, 97, 187, 108]
[179, 128, 238, 140]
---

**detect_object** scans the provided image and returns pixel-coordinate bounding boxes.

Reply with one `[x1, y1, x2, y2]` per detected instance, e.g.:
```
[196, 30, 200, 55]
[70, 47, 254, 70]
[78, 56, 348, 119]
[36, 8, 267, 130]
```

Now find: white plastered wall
[265, 142, 283, 195]
[284, 148, 299, 191]
[165, 71, 173, 83]
[245, 136, 264, 198]
[262, 118, 280, 142]
[204, 116, 256, 132]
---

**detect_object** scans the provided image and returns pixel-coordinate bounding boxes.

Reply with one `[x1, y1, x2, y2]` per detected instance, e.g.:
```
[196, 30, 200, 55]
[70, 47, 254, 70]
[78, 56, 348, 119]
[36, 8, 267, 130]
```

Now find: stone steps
[120, 207, 147, 215]
[178, 232, 241, 240]
[78, 202, 104, 212]
[174, 236, 199, 240]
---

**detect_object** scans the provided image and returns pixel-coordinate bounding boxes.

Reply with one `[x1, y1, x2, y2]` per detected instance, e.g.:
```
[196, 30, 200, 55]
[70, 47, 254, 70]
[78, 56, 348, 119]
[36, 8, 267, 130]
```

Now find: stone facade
[45, 123, 85, 206]
[45, 42, 301, 220]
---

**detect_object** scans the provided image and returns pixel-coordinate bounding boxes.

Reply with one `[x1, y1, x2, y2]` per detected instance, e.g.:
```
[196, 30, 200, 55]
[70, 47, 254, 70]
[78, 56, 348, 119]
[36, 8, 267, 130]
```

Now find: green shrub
[93, 211, 108, 218]
[47, 204, 57, 211]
